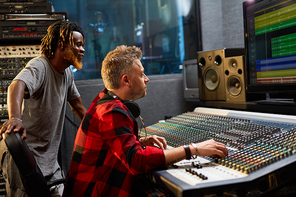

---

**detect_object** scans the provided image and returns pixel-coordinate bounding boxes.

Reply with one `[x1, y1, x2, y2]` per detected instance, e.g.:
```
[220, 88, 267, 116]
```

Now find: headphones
[107, 90, 141, 119]
[107, 90, 147, 139]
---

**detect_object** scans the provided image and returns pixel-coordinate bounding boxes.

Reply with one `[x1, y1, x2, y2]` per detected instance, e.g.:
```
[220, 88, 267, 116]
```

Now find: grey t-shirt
[14, 55, 80, 177]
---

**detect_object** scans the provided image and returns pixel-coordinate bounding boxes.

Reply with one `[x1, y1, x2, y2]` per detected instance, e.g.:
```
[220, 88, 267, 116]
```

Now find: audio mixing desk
[140, 107, 296, 197]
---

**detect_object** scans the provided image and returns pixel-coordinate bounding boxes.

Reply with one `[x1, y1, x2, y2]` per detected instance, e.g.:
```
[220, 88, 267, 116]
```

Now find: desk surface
[187, 100, 296, 116]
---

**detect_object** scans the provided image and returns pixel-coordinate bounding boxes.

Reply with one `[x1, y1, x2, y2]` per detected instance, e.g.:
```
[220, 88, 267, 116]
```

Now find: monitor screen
[183, 59, 199, 101]
[185, 64, 199, 89]
[244, 0, 296, 96]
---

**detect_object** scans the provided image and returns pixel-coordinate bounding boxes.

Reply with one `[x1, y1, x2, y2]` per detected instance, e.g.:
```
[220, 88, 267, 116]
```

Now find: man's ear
[121, 74, 130, 87]
[58, 41, 64, 51]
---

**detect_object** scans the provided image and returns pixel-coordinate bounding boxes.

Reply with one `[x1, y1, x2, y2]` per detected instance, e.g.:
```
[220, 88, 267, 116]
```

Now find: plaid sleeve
[100, 106, 165, 175]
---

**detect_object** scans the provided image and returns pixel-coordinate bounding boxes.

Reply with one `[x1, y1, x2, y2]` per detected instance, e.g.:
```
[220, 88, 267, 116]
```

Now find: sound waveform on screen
[257, 69, 296, 78]
[257, 76, 296, 84]
[272, 33, 296, 57]
[256, 55, 296, 70]
[255, 18, 296, 35]
[257, 61, 296, 72]
[254, 0, 294, 15]
[254, 3, 296, 35]
[256, 55, 296, 84]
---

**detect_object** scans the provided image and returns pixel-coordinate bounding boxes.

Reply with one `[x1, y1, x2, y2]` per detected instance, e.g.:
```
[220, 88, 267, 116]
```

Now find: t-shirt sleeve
[65, 68, 80, 101]
[13, 57, 45, 97]
[67, 75, 80, 101]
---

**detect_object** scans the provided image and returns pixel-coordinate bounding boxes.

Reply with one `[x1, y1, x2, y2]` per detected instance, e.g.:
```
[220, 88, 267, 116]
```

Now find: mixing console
[140, 107, 296, 197]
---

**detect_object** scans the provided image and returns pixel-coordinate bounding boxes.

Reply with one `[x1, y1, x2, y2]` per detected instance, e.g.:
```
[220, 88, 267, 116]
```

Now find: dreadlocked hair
[41, 21, 85, 59]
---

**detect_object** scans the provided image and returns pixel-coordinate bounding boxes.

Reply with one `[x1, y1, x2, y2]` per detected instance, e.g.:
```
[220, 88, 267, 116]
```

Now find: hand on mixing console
[0, 119, 26, 141]
[194, 139, 228, 158]
[139, 135, 167, 150]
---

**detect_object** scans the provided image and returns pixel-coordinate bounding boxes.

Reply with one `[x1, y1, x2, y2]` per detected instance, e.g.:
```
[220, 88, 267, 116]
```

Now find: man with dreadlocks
[0, 21, 87, 196]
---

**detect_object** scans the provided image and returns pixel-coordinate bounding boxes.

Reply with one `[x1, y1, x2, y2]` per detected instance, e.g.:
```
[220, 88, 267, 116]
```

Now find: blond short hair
[101, 45, 142, 89]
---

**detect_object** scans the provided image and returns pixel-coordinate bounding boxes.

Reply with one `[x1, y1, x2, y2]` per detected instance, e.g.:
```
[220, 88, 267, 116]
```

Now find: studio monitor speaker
[224, 56, 246, 102]
[198, 48, 245, 102]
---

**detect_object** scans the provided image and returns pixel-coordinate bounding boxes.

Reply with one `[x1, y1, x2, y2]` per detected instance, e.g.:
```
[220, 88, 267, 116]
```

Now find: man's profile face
[129, 59, 149, 100]
[64, 31, 85, 69]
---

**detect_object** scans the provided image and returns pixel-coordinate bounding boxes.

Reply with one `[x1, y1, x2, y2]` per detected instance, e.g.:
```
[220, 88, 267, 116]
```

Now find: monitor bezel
[183, 59, 199, 101]
[243, 0, 296, 95]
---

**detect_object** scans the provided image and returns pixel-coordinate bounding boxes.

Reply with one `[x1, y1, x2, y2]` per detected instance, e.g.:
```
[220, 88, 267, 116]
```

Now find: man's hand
[195, 139, 228, 158]
[139, 135, 167, 150]
[0, 119, 26, 140]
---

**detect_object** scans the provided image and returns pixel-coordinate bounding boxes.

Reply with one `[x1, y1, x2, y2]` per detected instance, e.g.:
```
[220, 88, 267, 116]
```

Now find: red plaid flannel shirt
[63, 89, 165, 197]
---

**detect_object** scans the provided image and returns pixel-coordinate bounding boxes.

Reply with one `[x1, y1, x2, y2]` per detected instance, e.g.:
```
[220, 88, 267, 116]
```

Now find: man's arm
[0, 80, 27, 140]
[163, 139, 228, 165]
[68, 97, 87, 121]
[139, 135, 167, 150]
[139, 135, 228, 165]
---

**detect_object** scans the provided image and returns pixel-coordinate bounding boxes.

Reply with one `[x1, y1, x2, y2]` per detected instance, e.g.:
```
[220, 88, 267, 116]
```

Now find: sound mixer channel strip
[140, 108, 296, 196]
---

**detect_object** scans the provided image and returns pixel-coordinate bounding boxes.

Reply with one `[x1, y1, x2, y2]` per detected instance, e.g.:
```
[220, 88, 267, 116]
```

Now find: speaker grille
[226, 58, 238, 72]
[227, 76, 242, 96]
[204, 67, 219, 91]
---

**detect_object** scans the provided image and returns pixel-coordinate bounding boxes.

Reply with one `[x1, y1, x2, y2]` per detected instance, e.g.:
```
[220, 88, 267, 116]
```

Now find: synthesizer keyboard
[140, 107, 296, 197]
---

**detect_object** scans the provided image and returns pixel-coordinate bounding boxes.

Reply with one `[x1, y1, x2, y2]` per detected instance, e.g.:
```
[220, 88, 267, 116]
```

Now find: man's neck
[48, 56, 69, 73]
[108, 88, 130, 101]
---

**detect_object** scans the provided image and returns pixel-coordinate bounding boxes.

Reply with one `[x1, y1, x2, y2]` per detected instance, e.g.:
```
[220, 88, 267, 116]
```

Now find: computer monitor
[243, 0, 296, 104]
[183, 59, 199, 101]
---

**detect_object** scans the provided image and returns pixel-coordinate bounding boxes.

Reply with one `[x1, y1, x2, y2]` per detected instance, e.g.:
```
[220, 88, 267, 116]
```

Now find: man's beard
[129, 85, 146, 101]
[64, 47, 83, 70]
